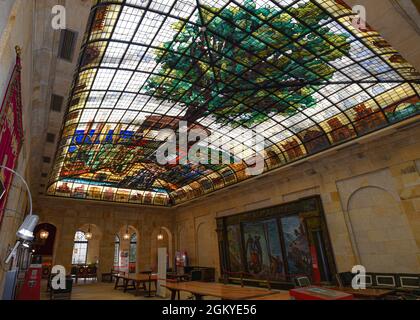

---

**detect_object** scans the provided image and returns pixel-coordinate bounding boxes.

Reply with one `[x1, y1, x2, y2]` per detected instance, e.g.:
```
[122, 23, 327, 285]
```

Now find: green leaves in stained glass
[146, 1, 350, 128]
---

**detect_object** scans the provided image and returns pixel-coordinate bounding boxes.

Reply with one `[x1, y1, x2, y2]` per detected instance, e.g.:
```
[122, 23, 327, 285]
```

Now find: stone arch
[37, 220, 60, 265]
[33, 223, 57, 275]
[347, 186, 419, 273]
[76, 224, 102, 265]
[116, 225, 140, 273]
[346, 185, 401, 211]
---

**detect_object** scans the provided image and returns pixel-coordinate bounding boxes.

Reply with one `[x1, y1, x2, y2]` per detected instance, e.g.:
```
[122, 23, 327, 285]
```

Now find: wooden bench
[222, 272, 272, 290]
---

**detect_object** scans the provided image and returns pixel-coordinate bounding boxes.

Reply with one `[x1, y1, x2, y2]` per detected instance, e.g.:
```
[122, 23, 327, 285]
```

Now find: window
[114, 235, 120, 270]
[58, 29, 77, 61]
[50, 94, 64, 112]
[129, 233, 137, 273]
[46, 133, 56, 143]
[72, 231, 88, 265]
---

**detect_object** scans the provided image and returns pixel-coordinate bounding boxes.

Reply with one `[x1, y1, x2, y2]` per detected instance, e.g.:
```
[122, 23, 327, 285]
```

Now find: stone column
[98, 232, 114, 275]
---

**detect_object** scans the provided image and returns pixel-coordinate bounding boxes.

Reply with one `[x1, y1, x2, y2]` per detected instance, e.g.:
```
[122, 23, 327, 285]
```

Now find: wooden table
[330, 287, 394, 299]
[114, 273, 158, 297]
[114, 273, 127, 290]
[126, 274, 158, 297]
[163, 281, 276, 300]
[248, 292, 291, 300]
[290, 286, 354, 300]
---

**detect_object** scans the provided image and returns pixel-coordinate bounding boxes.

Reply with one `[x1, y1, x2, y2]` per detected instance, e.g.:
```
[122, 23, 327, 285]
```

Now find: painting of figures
[281, 215, 312, 276]
[242, 219, 285, 280]
[226, 224, 243, 272]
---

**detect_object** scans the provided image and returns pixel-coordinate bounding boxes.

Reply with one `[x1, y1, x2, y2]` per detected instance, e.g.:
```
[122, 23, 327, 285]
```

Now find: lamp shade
[85, 231, 93, 240]
[16, 215, 39, 241]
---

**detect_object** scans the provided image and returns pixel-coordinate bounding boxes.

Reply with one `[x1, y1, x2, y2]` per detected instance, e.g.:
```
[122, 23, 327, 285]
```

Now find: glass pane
[72, 242, 88, 265]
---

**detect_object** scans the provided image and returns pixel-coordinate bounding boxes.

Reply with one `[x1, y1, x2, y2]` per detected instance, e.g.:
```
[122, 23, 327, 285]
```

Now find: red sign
[0, 49, 24, 225]
[310, 245, 321, 284]
[17, 259, 42, 300]
[290, 286, 353, 301]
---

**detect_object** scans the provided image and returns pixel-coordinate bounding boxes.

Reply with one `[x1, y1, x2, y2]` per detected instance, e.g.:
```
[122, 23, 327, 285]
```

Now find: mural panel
[281, 215, 312, 276]
[226, 224, 243, 273]
[217, 197, 335, 285]
[243, 219, 285, 280]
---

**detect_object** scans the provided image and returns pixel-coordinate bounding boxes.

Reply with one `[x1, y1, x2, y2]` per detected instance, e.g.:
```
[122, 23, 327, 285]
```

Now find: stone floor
[41, 280, 172, 300]
[41, 280, 282, 301]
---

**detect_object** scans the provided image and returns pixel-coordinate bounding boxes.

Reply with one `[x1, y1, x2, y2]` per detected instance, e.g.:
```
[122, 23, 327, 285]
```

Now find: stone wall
[34, 119, 420, 279]
[173, 119, 420, 277]
[345, 0, 420, 71]
[35, 197, 175, 275]
[0, 0, 34, 294]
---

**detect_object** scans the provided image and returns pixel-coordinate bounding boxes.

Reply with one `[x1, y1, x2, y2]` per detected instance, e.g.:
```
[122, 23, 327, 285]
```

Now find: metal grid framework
[48, 0, 420, 206]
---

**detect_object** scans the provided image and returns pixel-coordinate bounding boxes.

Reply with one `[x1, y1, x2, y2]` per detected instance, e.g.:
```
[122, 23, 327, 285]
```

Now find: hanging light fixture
[123, 225, 130, 240]
[157, 228, 164, 241]
[85, 224, 93, 240]
[39, 229, 49, 240]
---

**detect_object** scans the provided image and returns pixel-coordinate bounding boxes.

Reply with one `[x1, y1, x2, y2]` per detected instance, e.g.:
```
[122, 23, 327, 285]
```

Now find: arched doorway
[117, 225, 139, 273]
[33, 223, 57, 278]
[72, 224, 102, 266]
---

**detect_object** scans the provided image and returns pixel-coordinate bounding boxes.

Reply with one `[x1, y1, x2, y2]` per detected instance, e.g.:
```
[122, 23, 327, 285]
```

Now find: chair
[70, 266, 78, 283]
[395, 274, 420, 300]
[294, 276, 311, 288]
[102, 269, 118, 283]
[190, 270, 202, 281]
[397, 274, 420, 290]
[50, 277, 73, 300]
[86, 266, 97, 282]
[77, 266, 88, 283]
[335, 274, 344, 288]
[337, 272, 353, 287]
[374, 274, 397, 288]
[337, 272, 373, 288]
[46, 273, 58, 292]
[365, 273, 374, 287]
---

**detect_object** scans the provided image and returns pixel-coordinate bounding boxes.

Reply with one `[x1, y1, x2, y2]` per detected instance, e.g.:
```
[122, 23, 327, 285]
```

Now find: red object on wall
[17, 256, 42, 301]
[310, 245, 321, 284]
[0, 48, 24, 225]
[290, 287, 353, 301]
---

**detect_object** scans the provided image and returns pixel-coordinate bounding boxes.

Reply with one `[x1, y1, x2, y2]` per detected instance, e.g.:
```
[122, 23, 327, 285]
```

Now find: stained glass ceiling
[48, 0, 420, 207]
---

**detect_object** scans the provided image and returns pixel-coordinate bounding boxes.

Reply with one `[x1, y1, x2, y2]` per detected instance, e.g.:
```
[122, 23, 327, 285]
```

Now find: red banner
[0, 47, 24, 225]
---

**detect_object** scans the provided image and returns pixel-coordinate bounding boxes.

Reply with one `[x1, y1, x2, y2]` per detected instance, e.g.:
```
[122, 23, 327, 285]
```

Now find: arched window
[129, 233, 137, 273]
[114, 235, 120, 270]
[72, 231, 88, 265]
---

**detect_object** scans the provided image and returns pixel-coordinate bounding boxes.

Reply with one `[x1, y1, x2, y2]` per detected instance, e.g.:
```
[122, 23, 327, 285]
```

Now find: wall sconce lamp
[85, 224, 93, 240]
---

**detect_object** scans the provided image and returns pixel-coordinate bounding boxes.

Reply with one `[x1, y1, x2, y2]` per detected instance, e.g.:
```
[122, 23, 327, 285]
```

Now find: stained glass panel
[48, 0, 420, 206]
